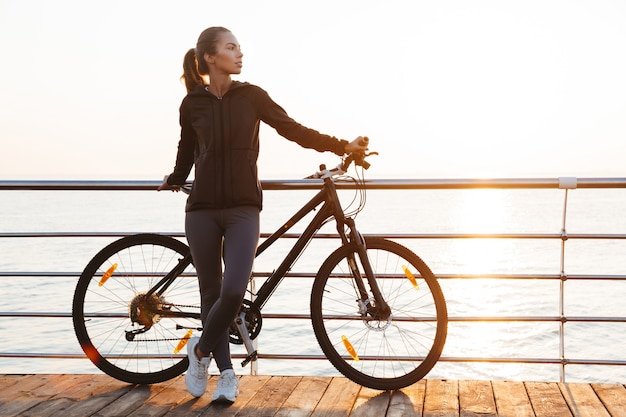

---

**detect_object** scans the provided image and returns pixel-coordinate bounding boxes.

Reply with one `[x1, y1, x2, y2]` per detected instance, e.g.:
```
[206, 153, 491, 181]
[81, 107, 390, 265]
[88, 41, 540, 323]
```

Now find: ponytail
[181, 48, 203, 93]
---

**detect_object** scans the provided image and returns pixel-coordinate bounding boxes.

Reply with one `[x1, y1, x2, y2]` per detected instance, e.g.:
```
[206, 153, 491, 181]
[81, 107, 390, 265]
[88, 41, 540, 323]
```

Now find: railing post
[558, 177, 576, 382]
[249, 277, 258, 375]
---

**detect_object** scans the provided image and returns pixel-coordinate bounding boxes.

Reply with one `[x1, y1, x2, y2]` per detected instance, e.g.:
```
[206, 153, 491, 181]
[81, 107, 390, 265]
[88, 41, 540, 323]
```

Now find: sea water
[1, 186, 625, 383]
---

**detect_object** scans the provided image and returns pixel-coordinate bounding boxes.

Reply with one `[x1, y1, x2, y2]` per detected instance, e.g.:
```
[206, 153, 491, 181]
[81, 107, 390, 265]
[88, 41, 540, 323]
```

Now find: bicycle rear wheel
[311, 237, 447, 390]
[72, 233, 199, 384]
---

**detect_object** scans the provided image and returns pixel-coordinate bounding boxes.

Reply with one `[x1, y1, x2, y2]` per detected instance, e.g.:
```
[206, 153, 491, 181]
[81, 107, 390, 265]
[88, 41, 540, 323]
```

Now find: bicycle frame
[144, 173, 389, 325]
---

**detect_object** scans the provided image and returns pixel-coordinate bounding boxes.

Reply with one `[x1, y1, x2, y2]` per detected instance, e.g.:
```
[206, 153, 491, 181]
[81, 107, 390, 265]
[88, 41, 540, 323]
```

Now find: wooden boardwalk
[0, 374, 625, 417]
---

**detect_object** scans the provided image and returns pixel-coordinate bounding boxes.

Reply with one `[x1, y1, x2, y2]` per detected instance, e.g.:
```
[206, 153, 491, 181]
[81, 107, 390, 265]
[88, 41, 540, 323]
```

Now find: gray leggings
[185, 206, 260, 371]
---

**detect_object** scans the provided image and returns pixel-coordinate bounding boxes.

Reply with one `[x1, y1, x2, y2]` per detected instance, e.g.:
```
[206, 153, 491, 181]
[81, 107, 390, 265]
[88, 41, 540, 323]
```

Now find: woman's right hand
[157, 175, 180, 192]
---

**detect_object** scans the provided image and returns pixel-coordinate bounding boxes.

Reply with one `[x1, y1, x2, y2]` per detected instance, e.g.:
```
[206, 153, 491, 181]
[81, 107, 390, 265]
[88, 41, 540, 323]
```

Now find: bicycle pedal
[241, 350, 258, 367]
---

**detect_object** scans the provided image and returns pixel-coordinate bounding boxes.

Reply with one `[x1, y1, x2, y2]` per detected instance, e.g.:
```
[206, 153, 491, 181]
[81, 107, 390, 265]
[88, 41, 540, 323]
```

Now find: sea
[1, 184, 625, 384]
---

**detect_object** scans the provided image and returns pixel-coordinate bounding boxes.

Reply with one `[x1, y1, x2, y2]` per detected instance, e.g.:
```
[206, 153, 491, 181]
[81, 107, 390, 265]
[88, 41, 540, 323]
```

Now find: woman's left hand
[157, 175, 181, 192]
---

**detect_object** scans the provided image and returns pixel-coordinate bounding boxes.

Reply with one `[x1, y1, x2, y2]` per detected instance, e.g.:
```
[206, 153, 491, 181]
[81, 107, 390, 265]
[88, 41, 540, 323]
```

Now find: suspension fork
[344, 218, 391, 320]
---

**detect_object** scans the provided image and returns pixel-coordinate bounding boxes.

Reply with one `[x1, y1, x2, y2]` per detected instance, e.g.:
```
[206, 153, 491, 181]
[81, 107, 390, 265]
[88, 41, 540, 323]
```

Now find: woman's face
[204, 32, 243, 75]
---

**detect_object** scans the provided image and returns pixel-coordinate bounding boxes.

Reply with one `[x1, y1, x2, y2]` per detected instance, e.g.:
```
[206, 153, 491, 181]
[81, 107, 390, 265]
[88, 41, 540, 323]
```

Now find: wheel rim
[74, 235, 198, 382]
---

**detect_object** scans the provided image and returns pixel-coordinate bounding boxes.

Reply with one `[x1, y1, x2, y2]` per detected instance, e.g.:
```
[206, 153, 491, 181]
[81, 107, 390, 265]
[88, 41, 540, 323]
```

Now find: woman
[158, 26, 367, 402]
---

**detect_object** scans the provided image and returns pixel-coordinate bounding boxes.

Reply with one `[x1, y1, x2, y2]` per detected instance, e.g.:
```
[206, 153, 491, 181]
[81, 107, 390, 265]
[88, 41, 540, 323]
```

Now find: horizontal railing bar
[3, 311, 625, 324]
[2, 272, 626, 282]
[255, 355, 626, 366]
[0, 312, 73, 318]
[437, 274, 626, 281]
[2, 178, 626, 191]
[449, 316, 626, 323]
[4, 231, 626, 240]
[439, 357, 626, 366]
[1, 352, 624, 368]
[209, 314, 626, 323]
[0, 232, 184, 238]
[0, 353, 126, 359]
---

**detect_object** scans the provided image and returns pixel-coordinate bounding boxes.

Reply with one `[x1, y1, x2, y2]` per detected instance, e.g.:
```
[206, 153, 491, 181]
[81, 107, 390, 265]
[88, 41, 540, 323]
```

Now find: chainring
[229, 299, 262, 345]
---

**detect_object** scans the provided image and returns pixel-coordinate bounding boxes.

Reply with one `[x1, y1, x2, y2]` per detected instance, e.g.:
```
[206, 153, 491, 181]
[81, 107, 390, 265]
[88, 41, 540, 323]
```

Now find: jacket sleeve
[256, 87, 348, 156]
[166, 100, 195, 186]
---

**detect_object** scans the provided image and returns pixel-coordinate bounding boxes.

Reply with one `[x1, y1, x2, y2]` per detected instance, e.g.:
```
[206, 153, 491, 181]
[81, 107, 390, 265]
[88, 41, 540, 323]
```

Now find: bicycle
[72, 147, 448, 390]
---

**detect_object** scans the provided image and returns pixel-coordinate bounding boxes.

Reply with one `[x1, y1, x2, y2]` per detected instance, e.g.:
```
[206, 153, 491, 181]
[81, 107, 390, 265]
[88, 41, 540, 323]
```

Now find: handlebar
[306, 138, 377, 179]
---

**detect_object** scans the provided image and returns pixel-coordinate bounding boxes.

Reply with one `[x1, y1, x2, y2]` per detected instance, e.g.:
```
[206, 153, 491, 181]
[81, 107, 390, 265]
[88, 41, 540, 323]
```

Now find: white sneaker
[212, 368, 239, 403]
[185, 337, 211, 397]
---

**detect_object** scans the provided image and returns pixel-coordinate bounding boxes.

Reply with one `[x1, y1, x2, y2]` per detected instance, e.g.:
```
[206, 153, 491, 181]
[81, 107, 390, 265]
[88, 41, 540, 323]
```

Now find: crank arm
[234, 310, 257, 367]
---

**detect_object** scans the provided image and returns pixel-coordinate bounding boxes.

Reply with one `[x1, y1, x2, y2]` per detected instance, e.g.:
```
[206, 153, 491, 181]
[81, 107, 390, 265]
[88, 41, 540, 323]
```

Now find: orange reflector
[341, 335, 359, 362]
[173, 329, 193, 354]
[98, 263, 118, 287]
[402, 265, 419, 290]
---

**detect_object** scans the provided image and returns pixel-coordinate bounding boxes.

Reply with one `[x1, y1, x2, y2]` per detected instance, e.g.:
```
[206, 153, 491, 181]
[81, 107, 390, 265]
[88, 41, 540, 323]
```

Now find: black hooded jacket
[166, 81, 348, 211]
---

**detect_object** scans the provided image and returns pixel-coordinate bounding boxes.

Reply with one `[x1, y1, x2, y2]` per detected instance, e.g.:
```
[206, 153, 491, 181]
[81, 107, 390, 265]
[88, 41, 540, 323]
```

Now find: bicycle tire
[72, 233, 199, 384]
[310, 237, 447, 390]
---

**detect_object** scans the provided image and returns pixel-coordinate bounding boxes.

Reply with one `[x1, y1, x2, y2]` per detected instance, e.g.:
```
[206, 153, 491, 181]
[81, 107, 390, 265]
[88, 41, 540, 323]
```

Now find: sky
[1, 0, 625, 180]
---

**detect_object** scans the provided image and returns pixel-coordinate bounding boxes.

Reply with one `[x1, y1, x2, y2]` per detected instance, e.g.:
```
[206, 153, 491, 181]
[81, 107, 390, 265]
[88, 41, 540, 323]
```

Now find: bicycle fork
[344, 218, 391, 320]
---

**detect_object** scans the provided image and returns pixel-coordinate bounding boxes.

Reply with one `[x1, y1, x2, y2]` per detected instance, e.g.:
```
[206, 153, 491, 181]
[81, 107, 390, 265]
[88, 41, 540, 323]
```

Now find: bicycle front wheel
[72, 233, 199, 384]
[311, 237, 447, 390]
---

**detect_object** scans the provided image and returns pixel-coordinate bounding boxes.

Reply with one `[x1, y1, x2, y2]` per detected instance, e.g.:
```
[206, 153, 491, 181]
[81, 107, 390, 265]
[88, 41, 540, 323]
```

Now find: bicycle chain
[166, 303, 200, 309]
[130, 337, 187, 342]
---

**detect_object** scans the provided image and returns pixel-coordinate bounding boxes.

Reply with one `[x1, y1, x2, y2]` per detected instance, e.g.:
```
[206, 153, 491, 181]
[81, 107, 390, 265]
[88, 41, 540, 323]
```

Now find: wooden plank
[559, 383, 610, 417]
[195, 374, 271, 417]
[592, 383, 626, 417]
[491, 380, 534, 417]
[350, 387, 391, 417]
[526, 381, 572, 417]
[0, 374, 51, 404]
[274, 376, 332, 417]
[61, 375, 135, 417]
[388, 379, 426, 417]
[459, 380, 496, 417]
[127, 375, 188, 417]
[423, 379, 458, 417]
[20, 374, 117, 417]
[235, 375, 302, 417]
[0, 374, 22, 395]
[0, 374, 82, 417]
[93, 377, 177, 417]
[310, 377, 361, 417]
[161, 373, 219, 417]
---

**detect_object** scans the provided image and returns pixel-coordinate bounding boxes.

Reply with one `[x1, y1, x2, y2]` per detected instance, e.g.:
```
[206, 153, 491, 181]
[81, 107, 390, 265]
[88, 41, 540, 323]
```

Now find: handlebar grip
[358, 136, 369, 146]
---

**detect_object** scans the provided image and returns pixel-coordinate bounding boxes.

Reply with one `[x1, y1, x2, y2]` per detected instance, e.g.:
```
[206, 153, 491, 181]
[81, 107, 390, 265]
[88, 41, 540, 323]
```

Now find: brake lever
[352, 150, 378, 170]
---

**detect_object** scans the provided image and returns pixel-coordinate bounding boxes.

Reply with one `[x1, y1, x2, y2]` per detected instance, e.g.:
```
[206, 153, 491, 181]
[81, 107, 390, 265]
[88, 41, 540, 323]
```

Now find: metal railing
[1, 178, 626, 383]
